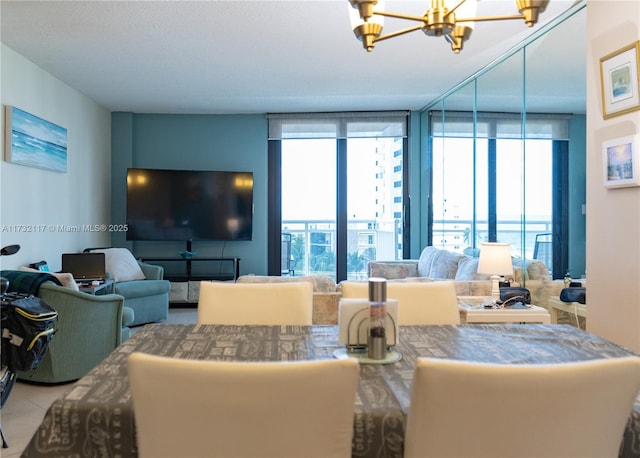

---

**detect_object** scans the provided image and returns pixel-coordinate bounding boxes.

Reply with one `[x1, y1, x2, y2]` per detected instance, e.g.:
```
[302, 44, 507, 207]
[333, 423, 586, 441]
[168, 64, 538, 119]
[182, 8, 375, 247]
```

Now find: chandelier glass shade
[348, 0, 549, 53]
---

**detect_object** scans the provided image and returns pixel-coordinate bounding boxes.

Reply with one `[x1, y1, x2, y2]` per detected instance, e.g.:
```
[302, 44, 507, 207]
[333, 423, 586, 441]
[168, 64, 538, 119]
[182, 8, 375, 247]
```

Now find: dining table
[22, 323, 640, 458]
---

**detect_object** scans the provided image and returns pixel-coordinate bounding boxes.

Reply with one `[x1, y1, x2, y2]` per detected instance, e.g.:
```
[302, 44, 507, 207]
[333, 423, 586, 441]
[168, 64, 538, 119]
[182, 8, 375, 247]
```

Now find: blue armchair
[112, 260, 170, 325]
[84, 248, 170, 326]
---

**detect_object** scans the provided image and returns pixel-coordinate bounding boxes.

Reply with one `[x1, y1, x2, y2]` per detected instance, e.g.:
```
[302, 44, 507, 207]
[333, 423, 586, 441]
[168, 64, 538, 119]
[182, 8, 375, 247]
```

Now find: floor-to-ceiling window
[423, 2, 586, 282]
[268, 112, 408, 281]
[430, 111, 571, 279]
[281, 138, 337, 278]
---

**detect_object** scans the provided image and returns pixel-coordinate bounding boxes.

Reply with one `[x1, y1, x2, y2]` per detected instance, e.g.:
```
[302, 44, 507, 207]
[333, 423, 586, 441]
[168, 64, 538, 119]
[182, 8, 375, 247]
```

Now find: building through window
[268, 112, 408, 281]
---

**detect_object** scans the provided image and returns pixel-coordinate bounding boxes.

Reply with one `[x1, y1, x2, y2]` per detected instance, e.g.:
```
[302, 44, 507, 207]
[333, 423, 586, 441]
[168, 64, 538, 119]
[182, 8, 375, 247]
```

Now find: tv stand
[139, 256, 240, 304]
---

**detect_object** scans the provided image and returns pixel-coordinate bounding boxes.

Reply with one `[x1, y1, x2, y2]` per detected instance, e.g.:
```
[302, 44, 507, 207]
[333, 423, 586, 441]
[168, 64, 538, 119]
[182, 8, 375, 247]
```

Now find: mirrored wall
[421, 1, 586, 281]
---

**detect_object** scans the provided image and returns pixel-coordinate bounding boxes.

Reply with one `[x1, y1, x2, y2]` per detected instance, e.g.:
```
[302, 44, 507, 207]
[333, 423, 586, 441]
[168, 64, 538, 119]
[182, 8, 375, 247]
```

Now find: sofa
[235, 245, 572, 325]
[84, 248, 171, 326]
[236, 275, 341, 325]
[367, 246, 564, 311]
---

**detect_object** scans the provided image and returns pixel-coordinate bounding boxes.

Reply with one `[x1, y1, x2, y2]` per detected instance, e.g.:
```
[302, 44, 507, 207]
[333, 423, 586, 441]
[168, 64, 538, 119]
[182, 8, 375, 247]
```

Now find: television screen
[126, 168, 253, 241]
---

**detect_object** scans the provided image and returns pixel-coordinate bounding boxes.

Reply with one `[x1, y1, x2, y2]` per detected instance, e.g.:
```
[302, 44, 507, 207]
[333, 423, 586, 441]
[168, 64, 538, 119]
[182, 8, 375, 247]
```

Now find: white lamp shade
[477, 242, 514, 276]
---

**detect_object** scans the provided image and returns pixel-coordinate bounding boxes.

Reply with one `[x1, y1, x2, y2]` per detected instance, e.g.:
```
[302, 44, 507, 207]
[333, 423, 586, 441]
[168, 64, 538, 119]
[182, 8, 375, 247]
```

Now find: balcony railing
[432, 218, 552, 256]
[282, 218, 553, 278]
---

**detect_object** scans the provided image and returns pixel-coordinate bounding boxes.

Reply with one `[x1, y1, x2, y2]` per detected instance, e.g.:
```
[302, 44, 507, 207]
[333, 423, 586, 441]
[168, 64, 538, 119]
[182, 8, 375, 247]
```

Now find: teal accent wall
[111, 112, 268, 276]
[111, 111, 580, 277]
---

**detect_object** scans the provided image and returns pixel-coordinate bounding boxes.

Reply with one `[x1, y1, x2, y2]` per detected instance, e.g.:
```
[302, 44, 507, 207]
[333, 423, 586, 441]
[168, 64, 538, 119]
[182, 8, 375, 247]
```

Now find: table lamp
[477, 242, 513, 299]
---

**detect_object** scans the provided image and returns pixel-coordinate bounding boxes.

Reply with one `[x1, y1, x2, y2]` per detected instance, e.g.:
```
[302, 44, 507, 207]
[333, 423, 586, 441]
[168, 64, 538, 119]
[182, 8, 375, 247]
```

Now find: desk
[77, 278, 114, 295]
[22, 324, 640, 458]
[458, 296, 551, 324]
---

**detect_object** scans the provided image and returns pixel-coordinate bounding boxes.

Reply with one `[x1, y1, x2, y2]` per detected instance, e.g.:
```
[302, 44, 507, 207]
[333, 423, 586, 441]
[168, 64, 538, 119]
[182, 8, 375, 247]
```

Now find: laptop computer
[61, 253, 106, 282]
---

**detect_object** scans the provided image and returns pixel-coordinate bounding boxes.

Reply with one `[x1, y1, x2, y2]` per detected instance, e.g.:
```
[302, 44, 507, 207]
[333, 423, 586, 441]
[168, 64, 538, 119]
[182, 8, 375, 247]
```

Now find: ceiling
[0, 0, 585, 114]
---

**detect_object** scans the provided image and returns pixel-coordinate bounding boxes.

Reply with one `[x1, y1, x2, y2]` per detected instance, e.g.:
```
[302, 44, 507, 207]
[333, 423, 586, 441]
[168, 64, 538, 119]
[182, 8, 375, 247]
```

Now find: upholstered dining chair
[197, 281, 313, 325]
[339, 280, 460, 325]
[127, 352, 360, 458]
[404, 356, 640, 458]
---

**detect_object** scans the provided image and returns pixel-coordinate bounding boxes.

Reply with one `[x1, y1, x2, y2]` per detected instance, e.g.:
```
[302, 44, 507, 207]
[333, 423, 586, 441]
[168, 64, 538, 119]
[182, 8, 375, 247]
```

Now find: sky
[281, 138, 381, 221]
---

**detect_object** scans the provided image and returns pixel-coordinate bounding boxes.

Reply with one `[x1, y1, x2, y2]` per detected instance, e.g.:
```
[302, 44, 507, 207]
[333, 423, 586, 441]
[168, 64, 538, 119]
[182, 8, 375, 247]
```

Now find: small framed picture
[599, 41, 640, 119]
[602, 135, 640, 189]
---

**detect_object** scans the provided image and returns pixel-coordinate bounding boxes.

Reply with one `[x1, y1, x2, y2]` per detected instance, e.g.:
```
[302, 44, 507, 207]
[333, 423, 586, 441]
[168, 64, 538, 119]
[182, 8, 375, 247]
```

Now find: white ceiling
[0, 0, 585, 114]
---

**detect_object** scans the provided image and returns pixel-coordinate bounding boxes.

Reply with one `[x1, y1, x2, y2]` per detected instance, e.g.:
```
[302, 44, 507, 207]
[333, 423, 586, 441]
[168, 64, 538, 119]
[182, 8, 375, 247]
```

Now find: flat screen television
[126, 168, 253, 242]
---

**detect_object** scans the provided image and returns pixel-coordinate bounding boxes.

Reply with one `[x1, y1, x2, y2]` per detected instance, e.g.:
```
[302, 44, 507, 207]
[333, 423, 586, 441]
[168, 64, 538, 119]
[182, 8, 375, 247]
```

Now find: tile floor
[0, 307, 197, 457]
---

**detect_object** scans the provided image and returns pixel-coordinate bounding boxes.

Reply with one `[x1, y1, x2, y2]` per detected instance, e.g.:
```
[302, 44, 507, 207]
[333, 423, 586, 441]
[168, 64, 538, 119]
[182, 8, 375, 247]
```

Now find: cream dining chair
[127, 352, 360, 458]
[339, 280, 460, 325]
[197, 281, 313, 325]
[404, 356, 640, 458]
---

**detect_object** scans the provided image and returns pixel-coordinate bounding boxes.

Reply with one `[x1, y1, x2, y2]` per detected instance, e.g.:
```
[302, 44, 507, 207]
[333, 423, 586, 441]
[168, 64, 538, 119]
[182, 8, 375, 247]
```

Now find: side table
[78, 279, 115, 295]
[458, 296, 551, 324]
[547, 296, 586, 325]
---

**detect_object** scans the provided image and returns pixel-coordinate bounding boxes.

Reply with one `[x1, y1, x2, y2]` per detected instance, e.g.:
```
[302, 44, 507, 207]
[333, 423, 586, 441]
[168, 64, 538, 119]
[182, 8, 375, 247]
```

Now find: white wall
[586, 0, 640, 351]
[0, 44, 112, 272]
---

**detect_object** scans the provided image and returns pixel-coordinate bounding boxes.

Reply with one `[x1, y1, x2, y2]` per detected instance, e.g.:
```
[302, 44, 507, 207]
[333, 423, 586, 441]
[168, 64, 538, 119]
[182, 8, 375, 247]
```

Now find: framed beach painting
[599, 41, 640, 119]
[4, 105, 67, 172]
[602, 135, 640, 189]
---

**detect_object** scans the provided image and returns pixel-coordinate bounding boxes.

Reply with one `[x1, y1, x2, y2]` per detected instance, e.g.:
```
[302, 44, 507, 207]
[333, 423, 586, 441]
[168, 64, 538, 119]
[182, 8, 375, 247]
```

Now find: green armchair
[17, 282, 134, 384]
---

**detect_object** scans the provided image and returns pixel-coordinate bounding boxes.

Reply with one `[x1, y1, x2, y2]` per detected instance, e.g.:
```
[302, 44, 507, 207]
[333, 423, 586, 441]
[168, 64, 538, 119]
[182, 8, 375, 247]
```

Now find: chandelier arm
[457, 14, 525, 23]
[349, 0, 549, 53]
[374, 24, 425, 43]
[373, 10, 427, 23]
[447, 0, 467, 15]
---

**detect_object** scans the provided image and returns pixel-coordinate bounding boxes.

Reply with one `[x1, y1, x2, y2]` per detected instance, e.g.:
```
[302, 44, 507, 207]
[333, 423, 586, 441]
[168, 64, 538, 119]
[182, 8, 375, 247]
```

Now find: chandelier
[348, 0, 549, 53]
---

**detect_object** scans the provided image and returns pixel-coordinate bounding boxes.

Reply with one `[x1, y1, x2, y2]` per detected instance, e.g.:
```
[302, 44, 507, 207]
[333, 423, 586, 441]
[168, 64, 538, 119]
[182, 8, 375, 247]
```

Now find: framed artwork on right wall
[600, 40, 640, 119]
[602, 135, 640, 189]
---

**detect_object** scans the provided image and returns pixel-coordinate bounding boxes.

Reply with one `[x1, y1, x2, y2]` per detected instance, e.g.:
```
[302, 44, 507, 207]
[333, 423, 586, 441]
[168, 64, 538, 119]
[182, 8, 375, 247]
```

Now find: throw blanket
[0, 270, 62, 295]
